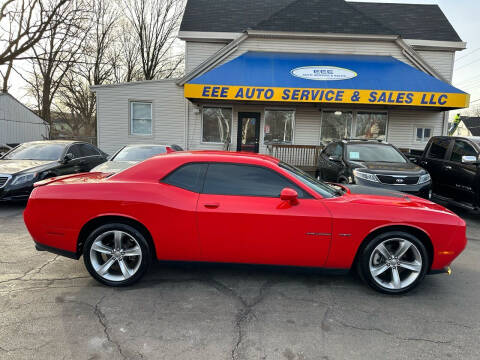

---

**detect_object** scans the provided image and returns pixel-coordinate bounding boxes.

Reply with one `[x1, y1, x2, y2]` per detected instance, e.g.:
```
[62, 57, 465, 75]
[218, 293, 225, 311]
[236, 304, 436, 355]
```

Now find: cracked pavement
[0, 202, 479, 360]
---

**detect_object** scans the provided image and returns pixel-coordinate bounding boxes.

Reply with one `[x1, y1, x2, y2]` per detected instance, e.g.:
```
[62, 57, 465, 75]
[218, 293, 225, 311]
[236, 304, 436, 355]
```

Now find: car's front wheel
[83, 223, 151, 286]
[357, 231, 429, 294]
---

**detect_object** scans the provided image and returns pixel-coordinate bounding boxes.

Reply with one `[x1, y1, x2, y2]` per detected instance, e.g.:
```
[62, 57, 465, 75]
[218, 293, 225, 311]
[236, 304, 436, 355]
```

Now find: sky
[5, 0, 480, 120]
[350, 0, 480, 118]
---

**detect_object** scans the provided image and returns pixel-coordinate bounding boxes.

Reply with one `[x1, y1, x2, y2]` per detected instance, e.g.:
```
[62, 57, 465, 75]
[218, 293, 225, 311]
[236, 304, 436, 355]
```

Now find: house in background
[0, 92, 48, 147]
[450, 116, 480, 136]
[92, 0, 470, 167]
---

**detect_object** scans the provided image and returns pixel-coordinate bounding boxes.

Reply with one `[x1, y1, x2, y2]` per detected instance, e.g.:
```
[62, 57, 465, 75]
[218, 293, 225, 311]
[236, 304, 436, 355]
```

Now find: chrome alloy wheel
[368, 238, 422, 290]
[89, 230, 143, 282]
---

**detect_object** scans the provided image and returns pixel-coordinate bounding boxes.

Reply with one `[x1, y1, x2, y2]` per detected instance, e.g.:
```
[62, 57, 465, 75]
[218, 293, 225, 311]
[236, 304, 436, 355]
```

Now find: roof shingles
[180, 0, 462, 42]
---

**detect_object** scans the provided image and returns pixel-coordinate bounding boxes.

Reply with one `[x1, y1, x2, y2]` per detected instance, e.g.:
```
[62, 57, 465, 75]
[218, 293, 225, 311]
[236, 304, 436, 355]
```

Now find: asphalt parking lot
[0, 202, 479, 360]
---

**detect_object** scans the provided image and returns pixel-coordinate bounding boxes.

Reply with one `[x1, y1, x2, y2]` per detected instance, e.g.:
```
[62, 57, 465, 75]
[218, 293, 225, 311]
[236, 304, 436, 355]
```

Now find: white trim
[246, 30, 398, 41]
[130, 101, 153, 136]
[178, 31, 242, 42]
[200, 105, 233, 145]
[404, 39, 467, 51]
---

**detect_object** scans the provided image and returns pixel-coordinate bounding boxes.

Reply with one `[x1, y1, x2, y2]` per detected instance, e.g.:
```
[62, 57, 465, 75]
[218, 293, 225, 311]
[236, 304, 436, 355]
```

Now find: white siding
[0, 93, 48, 144]
[95, 80, 186, 154]
[387, 109, 444, 150]
[188, 102, 444, 153]
[223, 37, 414, 66]
[417, 50, 455, 82]
[185, 41, 227, 72]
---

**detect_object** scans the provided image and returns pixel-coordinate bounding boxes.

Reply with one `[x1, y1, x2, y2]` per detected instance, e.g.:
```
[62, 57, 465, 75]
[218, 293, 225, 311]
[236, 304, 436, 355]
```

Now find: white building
[92, 0, 469, 163]
[0, 92, 48, 146]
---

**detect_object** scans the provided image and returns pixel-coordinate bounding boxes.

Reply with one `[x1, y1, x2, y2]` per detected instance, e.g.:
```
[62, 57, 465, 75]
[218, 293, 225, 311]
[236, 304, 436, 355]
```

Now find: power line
[456, 47, 480, 62]
[456, 73, 480, 86]
[470, 98, 480, 104]
[455, 58, 480, 71]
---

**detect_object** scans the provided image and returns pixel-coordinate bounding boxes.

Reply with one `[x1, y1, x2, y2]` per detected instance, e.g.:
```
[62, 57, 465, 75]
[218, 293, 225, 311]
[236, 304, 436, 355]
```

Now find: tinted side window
[333, 144, 343, 157]
[163, 163, 207, 192]
[68, 144, 82, 159]
[427, 138, 450, 160]
[450, 141, 477, 162]
[80, 144, 100, 157]
[203, 163, 308, 198]
[323, 144, 335, 156]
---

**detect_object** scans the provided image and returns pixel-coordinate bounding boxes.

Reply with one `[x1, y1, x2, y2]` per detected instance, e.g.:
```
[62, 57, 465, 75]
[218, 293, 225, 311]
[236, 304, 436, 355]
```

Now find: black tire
[356, 231, 429, 295]
[83, 223, 152, 287]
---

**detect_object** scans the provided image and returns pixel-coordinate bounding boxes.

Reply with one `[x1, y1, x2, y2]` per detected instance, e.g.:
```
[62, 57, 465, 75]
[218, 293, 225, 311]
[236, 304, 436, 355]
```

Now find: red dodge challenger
[24, 151, 467, 294]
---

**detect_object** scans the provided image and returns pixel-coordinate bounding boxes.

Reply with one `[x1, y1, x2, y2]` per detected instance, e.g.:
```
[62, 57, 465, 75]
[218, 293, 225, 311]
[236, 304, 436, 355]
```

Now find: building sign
[184, 84, 470, 108]
[291, 66, 357, 81]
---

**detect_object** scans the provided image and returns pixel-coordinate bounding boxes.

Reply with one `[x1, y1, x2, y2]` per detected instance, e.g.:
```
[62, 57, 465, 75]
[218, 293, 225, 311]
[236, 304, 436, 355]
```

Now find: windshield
[346, 144, 407, 163]
[3, 143, 65, 161]
[280, 162, 340, 198]
[112, 145, 167, 161]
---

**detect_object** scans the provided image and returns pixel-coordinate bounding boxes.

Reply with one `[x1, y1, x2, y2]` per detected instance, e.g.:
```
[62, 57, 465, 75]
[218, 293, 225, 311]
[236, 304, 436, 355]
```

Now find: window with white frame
[264, 109, 294, 145]
[202, 107, 232, 143]
[415, 127, 432, 142]
[131, 101, 152, 135]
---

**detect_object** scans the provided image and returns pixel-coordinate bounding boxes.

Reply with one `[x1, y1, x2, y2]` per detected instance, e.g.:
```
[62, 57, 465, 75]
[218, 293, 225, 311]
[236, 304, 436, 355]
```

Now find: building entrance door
[237, 112, 260, 152]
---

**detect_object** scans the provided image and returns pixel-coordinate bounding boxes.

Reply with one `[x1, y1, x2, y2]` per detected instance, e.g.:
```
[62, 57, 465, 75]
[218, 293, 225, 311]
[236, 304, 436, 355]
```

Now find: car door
[79, 143, 106, 170]
[57, 144, 84, 175]
[420, 137, 452, 195]
[196, 162, 332, 267]
[319, 143, 344, 182]
[443, 139, 478, 203]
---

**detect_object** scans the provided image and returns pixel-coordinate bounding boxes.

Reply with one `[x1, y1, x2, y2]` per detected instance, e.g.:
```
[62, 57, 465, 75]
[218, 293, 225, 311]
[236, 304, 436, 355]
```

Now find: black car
[0, 140, 107, 201]
[412, 136, 480, 210]
[317, 140, 432, 198]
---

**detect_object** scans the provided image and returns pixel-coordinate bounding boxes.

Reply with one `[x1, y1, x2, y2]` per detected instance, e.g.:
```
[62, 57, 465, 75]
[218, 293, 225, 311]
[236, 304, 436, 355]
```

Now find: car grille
[376, 175, 419, 185]
[0, 175, 10, 188]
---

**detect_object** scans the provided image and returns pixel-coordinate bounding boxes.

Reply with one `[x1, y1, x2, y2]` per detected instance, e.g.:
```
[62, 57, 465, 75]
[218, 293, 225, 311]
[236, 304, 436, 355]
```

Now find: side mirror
[63, 153, 74, 163]
[328, 155, 341, 162]
[461, 155, 478, 164]
[280, 187, 299, 205]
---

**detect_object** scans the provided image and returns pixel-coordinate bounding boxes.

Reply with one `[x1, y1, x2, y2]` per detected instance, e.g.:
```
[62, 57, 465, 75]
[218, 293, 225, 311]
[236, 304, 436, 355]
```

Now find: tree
[123, 0, 184, 80]
[0, 0, 70, 91]
[19, 1, 88, 134]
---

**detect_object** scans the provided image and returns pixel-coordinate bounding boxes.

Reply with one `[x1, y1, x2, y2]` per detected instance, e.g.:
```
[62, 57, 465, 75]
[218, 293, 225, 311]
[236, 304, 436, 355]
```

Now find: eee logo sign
[291, 66, 358, 81]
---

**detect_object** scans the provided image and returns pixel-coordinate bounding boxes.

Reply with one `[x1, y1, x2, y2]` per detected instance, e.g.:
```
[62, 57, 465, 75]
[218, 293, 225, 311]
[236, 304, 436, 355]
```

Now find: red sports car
[23, 151, 467, 294]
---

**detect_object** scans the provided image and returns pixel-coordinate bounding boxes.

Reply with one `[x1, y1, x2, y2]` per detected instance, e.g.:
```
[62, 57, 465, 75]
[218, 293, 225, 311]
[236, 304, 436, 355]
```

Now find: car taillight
[166, 147, 174, 153]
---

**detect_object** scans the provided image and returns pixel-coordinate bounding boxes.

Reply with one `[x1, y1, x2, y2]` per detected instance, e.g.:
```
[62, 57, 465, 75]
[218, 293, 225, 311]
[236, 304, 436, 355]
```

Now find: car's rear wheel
[83, 223, 151, 286]
[357, 231, 429, 294]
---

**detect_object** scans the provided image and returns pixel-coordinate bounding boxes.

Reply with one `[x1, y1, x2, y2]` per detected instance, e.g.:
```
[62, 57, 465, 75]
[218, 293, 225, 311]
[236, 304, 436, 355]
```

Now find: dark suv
[413, 136, 480, 210]
[317, 140, 432, 198]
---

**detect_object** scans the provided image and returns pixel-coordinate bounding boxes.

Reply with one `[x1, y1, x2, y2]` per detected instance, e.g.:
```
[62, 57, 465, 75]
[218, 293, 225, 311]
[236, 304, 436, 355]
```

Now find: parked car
[317, 139, 432, 198]
[411, 136, 480, 211]
[24, 151, 466, 294]
[0, 140, 107, 201]
[91, 144, 183, 174]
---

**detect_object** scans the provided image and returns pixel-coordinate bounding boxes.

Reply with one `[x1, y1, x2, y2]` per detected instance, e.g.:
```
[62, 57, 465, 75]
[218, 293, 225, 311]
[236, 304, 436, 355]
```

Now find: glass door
[237, 112, 260, 153]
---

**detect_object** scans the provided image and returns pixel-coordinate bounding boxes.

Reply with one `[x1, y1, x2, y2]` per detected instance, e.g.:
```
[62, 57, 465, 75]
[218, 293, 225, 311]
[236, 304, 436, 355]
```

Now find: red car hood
[338, 184, 450, 213]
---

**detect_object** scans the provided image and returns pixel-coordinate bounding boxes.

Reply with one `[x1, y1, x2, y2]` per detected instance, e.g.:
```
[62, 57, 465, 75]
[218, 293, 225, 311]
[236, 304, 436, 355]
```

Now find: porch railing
[267, 144, 323, 172]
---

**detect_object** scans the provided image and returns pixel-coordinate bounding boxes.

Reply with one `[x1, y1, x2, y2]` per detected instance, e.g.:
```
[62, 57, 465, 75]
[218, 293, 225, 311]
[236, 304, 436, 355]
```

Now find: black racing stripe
[344, 185, 406, 198]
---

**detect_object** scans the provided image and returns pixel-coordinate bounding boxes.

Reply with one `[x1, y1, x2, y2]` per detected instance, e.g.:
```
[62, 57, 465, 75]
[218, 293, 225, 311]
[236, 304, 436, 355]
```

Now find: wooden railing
[267, 144, 323, 172]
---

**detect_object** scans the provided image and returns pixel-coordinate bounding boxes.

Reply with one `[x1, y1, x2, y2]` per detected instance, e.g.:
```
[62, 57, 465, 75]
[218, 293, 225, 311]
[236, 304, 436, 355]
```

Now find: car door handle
[444, 165, 452, 170]
[204, 203, 220, 209]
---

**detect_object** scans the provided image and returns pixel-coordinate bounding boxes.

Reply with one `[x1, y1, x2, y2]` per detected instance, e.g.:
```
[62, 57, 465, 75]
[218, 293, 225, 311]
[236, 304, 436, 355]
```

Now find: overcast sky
[6, 0, 480, 120]
[351, 0, 480, 118]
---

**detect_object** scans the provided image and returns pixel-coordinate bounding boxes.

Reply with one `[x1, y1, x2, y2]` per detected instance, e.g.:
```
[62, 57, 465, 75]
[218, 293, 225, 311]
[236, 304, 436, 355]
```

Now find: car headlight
[353, 169, 379, 183]
[418, 173, 431, 184]
[11, 172, 37, 185]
